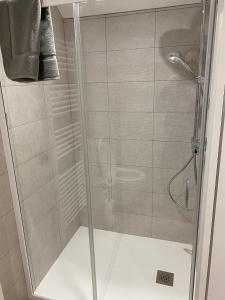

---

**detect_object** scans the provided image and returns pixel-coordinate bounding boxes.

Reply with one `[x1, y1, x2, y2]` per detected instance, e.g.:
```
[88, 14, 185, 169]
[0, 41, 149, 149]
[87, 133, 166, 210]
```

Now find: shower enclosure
[0, 0, 216, 300]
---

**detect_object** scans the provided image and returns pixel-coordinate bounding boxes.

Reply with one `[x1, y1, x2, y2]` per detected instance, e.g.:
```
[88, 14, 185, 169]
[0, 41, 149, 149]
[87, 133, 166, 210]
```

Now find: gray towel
[39, 7, 59, 81]
[0, 0, 59, 82]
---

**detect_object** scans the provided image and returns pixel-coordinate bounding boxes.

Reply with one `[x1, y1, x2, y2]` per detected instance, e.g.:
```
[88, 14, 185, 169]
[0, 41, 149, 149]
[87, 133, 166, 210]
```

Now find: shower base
[35, 226, 192, 300]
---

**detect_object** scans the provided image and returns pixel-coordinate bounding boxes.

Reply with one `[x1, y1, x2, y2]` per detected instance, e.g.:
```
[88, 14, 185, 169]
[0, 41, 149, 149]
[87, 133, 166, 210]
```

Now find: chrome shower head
[167, 51, 183, 64]
[167, 51, 196, 77]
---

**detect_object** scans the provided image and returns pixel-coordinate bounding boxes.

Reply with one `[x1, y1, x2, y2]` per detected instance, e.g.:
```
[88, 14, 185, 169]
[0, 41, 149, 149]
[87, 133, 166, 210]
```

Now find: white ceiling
[58, 0, 201, 18]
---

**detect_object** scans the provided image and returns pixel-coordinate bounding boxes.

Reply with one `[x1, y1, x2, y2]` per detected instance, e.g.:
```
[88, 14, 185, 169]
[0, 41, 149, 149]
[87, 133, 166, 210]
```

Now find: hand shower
[167, 50, 200, 211]
[167, 51, 196, 78]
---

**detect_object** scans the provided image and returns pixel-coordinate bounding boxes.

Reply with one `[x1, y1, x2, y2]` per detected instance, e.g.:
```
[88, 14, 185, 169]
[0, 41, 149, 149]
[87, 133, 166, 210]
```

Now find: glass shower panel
[0, 5, 94, 300]
[78, 2, 202, 300]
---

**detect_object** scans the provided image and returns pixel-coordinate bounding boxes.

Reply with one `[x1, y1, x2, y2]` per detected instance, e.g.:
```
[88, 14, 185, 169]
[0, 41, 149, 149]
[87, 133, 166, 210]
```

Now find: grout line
[151, 8, 157, 238]
[87, 137, 191, 143]
[86, 110, 195, 113]
[85, 78, 195, 83]
[87, 137, 193, 143]
[88, 162, 194, 173]
[83, 43, 199, 54]
[84, 79, 194, 83]
[104, 15, 114, 209]
[92, 207, 193, 224]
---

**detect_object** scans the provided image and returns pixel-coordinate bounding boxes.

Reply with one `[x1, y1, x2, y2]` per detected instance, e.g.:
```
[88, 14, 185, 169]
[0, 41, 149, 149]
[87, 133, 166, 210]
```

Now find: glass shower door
[74, 0, 216, 299]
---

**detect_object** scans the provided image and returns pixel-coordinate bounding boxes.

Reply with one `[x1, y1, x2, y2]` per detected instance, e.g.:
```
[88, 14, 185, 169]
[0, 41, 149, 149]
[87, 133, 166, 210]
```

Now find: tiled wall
[79, 5, 201, 244]
[0, 7, 85, 290]
[0, 131, 28, 299]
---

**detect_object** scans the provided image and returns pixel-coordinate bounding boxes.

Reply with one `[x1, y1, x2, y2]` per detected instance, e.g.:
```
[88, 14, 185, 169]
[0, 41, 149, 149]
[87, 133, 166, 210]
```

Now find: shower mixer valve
[192, 137, 200, 155]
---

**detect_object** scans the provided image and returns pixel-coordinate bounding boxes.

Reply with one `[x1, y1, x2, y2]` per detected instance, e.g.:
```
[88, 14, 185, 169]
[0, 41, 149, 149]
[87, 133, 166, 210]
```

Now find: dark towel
[39, 7, 59, 81]
[0, 0, 59, 82]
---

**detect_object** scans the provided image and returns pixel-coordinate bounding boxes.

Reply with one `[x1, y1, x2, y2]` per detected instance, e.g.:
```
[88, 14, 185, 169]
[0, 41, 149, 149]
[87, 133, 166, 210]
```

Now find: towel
[0, 0, 59, 82]
[39, 7, 60, 80]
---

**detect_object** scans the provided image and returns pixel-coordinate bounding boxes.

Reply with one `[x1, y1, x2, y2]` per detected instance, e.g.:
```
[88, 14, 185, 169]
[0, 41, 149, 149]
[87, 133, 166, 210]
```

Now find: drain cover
[156, 270, 174, 287]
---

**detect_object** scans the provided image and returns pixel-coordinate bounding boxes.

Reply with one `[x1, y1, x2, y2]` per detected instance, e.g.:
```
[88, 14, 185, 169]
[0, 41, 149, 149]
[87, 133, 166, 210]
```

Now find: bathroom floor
[35, 227, 192, 300]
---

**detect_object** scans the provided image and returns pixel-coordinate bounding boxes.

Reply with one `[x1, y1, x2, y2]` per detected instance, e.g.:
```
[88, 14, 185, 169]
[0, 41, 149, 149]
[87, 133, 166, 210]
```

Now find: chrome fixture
[167, 51, 196, 77]
[167, 50, 202, 211]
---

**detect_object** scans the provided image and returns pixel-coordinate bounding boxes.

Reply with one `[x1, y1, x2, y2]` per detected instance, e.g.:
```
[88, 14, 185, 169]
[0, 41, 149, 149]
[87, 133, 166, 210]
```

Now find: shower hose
[167, 153, 196, 211]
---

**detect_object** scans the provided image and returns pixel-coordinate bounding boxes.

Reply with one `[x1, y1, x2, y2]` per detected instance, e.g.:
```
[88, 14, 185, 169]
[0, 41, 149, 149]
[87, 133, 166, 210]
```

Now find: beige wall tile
[0, 130, 28, 299]
[106, 12, 155, 50]
[108, 48, 154, 82]
[51, 7, 63, 20]
[10, 119, 51, 165]
[57, 150, 76, 175]
[153, 141, 192, 169]
[153, 167, 195, 197]
[3, 211, 19, 250]
[85, 83, 108, 111]
[115, 213, 152, 237]
[7, 247, 24, 288]
[4, 275, 28, 300]
[152, 217, 193, 243]
[154, 113, 194, 142]
[22, 180, 57, 233]
[4, 85, 47, 128]
[0, 135, 8, 175]
[81, 18, 106, 52]
[87, 112, 109, 138]
[89, 163, 111, 188]
[0, 174, 12, 218]
[110, 112, 153, 140]
[27, 207, 61, 257]
[61, 216, 80, 247]
[51, 111, 74, 132]
[84, 52, 107, 83]
[153, 193, 193, 222]
[111, 139, 153, 167]
[156, 6, 201, 46]
[30, 231, 61, 287]
[88, 138, 110, 163]
[154, 80, 196, 112]
[80, 208, 115, 231]
[0, 244, 23, 296]
[90, 187, 111, 211]
[0, 219, 8, 259]
[0, 254, 13, 295]
[112, 189, 152, 216]
[16, 151, 54, 200]
[108, 82, 154, 112]
[93, 209, 115, 231]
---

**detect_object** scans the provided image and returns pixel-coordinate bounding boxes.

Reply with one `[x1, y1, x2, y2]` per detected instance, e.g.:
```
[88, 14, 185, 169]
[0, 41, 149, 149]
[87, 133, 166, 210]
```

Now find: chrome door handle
[185, 179, 190, 209]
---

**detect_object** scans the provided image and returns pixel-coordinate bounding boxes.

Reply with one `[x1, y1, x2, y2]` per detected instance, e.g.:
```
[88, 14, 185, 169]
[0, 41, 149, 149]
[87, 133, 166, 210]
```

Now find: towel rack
[41, 0, 84, 8]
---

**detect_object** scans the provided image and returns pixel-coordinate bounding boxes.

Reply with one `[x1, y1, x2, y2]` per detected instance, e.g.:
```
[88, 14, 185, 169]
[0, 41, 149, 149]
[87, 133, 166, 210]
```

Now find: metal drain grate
[156, 270, 174, 287]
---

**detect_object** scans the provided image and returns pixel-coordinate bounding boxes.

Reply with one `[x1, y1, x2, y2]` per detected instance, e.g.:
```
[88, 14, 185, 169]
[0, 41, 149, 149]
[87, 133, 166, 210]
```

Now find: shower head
[167, 51, 196, 77]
